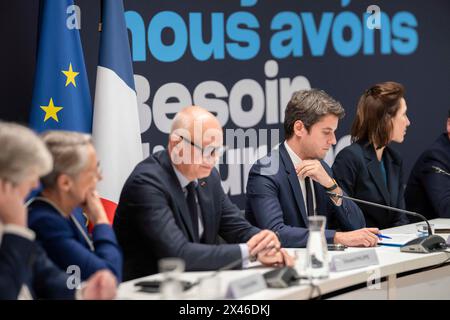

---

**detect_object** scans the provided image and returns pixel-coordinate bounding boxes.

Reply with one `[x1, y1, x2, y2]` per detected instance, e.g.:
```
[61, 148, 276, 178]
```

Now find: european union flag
[30, 0, 92, 133]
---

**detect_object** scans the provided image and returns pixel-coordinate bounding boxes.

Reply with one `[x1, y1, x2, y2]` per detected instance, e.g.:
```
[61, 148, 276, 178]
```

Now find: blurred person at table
[27, 131, 122, 282]
[405, 110, 450, 219]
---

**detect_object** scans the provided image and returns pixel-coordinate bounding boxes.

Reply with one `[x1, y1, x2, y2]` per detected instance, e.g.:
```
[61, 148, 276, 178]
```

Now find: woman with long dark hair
[332, 82, 411, 229]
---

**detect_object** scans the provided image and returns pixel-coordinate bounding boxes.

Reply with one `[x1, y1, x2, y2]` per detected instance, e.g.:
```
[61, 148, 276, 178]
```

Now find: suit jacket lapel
[363, 143, 391, 205]
[156, 150, 198, 242]
[279, 144, 309, 226]
[384, 149, 400, 206]
[196, 178, 215, 243]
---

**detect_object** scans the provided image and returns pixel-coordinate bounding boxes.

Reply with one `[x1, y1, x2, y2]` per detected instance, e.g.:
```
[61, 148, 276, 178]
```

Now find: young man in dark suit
[114, 106, 293, 280]
[246, 89, 380, 248]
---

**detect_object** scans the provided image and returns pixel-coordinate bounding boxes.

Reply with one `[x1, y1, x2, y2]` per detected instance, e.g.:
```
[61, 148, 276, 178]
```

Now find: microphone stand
[326, 192, 447, 253]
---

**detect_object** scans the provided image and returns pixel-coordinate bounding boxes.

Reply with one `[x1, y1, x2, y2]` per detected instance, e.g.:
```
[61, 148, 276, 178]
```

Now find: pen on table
[377, 234, 392, 239]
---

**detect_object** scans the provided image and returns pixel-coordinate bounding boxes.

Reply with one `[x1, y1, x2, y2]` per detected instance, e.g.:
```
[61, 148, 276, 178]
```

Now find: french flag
[92, 0, 143, 223]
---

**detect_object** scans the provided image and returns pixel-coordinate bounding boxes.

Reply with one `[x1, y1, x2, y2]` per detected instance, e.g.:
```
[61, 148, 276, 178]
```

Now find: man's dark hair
[284, 89, 345, 139]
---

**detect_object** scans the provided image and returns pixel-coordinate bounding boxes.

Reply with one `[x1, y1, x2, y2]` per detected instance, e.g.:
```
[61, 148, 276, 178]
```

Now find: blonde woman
[27, 131, 122, 282]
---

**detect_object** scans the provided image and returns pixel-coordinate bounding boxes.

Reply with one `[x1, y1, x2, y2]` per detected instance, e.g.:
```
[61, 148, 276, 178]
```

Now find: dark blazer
[28, 199, 123, 282]
[405, 133, 450, 219]
[113, 150, 260, 280]
[332, 140, 409, 229]
[245, 143, 365, 248]
[0, 232, 75, 300]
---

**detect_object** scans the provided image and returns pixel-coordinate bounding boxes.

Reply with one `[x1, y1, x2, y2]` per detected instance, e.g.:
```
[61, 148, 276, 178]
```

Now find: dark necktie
[304, 176, 314, 216]
[186, 182, 199, 242]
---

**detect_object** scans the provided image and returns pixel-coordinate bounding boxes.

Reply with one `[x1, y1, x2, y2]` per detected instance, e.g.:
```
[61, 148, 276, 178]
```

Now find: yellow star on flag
[40, 98, 63, 122]
[61, 63, 79, 87]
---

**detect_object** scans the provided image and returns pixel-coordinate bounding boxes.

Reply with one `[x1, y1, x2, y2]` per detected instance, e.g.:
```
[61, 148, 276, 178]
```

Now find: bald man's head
[170, 106, 221, 134]
[168, 106, 224, 181]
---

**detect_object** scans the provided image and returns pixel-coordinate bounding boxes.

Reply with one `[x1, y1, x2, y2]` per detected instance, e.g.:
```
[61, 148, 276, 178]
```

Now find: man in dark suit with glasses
[114, 106, 293, 280]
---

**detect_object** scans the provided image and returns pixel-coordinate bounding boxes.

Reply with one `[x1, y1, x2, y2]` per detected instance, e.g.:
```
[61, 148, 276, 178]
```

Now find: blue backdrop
[1, 0, 449, 208]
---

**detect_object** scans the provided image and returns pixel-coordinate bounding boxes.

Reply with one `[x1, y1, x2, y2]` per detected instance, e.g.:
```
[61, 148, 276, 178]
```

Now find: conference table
[117, 219, 450, 300]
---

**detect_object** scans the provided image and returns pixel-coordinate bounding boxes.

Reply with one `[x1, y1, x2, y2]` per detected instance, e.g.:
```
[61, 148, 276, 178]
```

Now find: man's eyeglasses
[178, 135, 226, 159]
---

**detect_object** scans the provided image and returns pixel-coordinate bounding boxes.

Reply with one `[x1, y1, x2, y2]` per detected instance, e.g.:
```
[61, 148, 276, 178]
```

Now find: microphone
[216, 246, 307, 289]
[187, 244, 283, 290]
[135, 248, 275, 294]
[431, 166, 450, 177]
[215, 247, 305, 290]
[326, 191, 447, 253]
[263, 266, 305, 288]
[135, 233, 289, 296]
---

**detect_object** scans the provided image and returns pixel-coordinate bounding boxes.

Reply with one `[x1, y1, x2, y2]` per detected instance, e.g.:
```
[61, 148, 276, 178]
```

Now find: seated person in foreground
[246, 89, 380, 248]
[28, 131, 122, 282]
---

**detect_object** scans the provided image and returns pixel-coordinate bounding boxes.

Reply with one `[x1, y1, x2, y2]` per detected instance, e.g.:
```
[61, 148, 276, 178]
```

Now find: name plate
[226, 274, 267, 299]
[330, 249, 379, 272]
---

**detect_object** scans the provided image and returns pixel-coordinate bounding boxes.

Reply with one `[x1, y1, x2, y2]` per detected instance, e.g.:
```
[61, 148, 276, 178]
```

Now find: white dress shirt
[284, 141, 317, 215]
[171, 165, 250, 267]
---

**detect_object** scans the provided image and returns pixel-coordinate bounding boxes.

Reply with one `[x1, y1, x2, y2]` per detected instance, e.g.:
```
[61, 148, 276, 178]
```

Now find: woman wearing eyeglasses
[27, 131, 122, 282]
[332, 81, 411, 229]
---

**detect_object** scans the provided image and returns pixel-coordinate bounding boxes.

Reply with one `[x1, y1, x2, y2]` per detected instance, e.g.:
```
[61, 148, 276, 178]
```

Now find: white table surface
[117, 219, 450, 300]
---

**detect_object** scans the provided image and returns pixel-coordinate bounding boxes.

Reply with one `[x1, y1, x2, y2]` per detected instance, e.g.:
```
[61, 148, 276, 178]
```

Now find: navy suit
[113, 150, 260, 280]
[28, 199, 122, 282]
[405, 133, 450, 219]
[332, 141, 409, 229]
[0, 233, 75, 300]
[245, 143, 365, 248]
